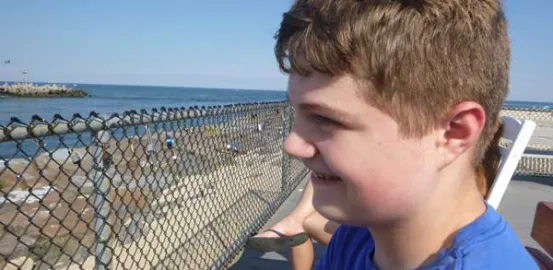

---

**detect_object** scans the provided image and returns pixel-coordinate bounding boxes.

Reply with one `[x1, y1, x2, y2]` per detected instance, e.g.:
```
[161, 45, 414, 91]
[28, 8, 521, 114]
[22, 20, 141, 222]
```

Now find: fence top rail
[0, 101, 286, 142]
[1, 102, 548, 142]
[503, 105, 553, 112]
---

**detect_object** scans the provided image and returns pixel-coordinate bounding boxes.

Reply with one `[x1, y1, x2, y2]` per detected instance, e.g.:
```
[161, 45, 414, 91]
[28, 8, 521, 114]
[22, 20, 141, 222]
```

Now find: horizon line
[0, 80, 286, 92]
[2, 80, 552, 105]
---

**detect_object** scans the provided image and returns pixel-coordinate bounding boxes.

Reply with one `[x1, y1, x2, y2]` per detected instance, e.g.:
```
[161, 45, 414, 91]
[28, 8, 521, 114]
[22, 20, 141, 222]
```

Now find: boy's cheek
[346, 182, 422, 224]
[339, 164, 426, 216]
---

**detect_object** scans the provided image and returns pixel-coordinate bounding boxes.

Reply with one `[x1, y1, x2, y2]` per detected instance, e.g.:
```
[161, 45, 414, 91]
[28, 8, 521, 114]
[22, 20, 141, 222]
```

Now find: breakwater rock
[0, 83, 88, 98]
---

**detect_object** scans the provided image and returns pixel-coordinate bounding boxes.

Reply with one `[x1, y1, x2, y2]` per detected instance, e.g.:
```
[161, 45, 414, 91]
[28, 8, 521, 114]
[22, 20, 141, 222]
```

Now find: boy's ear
[438, 101, 486, 165]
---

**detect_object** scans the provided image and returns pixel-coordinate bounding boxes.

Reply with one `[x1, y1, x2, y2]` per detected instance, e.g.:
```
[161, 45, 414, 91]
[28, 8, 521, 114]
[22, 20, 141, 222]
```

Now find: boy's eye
[310, 115, 339, 128]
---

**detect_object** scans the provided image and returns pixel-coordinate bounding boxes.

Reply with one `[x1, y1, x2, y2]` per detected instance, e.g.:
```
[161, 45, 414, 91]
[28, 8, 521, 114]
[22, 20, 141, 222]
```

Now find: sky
[0, 0, 551, 101]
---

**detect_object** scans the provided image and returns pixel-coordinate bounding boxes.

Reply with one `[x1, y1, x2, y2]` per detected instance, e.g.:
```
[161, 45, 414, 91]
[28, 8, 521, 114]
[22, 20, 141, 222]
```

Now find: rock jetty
[0, 83, 88, 98]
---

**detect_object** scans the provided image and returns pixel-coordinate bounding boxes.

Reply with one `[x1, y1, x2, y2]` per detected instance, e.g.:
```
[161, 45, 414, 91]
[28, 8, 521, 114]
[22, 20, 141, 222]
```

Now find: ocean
[1, 83, 552, 126]
[0, 83, 289, 158]
[0, 83, 287, 126]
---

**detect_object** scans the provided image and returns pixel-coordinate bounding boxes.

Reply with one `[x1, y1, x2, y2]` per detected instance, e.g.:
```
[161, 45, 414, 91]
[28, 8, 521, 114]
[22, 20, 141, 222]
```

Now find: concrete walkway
[229, 176, 553, 270]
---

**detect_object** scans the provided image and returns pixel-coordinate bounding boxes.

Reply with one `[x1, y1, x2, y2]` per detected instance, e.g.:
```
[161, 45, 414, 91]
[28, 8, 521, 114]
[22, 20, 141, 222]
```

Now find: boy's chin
[314, 203, 368, 226]
[314, 201, 400, 227]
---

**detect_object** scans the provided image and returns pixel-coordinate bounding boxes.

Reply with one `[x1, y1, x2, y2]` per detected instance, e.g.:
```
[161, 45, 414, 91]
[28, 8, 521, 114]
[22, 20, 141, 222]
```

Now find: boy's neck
[370, 173, 487, 270]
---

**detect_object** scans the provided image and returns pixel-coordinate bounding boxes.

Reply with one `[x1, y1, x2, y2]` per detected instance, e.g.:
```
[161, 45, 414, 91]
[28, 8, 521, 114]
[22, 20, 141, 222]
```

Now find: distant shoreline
[0, 90, 89, 98]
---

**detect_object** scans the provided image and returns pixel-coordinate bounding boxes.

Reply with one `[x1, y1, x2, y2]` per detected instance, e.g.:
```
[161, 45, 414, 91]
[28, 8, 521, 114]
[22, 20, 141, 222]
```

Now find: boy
[276, 0, 539, 269]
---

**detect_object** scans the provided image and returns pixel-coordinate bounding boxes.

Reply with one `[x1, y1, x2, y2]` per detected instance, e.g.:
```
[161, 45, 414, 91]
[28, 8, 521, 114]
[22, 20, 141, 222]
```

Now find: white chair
[486, 116, 537, 210]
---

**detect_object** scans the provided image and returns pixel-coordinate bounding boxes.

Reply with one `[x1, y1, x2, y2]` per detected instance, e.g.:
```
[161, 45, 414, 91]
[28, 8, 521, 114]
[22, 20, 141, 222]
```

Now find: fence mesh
[0, 102, 307, 270]
[501, 106, 553, 152]
[500, 106, 553, 178]
[0, 102, 551, 269]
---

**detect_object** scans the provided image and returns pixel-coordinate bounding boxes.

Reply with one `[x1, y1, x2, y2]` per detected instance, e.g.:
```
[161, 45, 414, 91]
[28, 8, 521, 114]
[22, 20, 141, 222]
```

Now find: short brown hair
[275, 0, 510, 165]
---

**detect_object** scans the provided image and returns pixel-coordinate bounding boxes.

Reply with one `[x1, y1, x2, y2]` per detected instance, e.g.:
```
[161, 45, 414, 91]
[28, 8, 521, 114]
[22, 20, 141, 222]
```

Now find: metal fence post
[91, 130, 113, 270]
[280, 105, 292, 197]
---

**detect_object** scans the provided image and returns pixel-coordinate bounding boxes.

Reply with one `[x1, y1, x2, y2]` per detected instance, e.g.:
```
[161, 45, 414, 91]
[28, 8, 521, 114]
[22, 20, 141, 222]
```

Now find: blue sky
[0, 0, 551, 101]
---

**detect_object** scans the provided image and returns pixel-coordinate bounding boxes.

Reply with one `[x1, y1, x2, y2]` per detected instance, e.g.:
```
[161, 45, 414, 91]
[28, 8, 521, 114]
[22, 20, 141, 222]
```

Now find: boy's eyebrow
[286, 93, 354, 121]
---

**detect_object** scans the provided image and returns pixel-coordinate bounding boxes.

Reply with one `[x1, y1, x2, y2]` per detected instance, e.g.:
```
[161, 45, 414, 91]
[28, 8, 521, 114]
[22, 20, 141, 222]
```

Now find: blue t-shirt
[316, 203, 538, 269]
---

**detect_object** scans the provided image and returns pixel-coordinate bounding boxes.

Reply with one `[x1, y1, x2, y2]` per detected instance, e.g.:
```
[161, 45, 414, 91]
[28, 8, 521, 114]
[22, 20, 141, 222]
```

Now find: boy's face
[286, 73, 442, 226]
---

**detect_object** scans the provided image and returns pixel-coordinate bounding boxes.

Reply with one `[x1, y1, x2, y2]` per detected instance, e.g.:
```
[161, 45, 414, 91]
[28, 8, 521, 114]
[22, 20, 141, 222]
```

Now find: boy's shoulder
[315, 225, 375, 270]
[446, 204, 538, 269]
[316, 205, 539, 270]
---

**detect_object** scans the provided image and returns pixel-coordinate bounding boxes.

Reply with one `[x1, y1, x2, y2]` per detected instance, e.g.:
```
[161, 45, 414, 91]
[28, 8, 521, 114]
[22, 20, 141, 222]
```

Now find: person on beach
[165, 131, 175, 149]
[247, 0, 538, 269]
[165, 131, 177, 160]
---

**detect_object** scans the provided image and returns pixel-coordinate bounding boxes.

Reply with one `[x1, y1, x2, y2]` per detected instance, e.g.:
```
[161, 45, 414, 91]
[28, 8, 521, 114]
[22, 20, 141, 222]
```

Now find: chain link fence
[0, 102, 551, 270]
[500, 106, 553, 178]
[0, 102, 308, 270]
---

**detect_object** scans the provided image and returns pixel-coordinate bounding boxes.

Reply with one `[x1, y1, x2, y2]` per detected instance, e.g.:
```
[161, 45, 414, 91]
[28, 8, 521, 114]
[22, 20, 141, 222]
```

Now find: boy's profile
[276, 0, 539, 269]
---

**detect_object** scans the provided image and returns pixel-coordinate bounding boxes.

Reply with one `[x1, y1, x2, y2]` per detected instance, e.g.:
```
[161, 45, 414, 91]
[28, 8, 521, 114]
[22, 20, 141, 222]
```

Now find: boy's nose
[284, 128, 317, 160]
